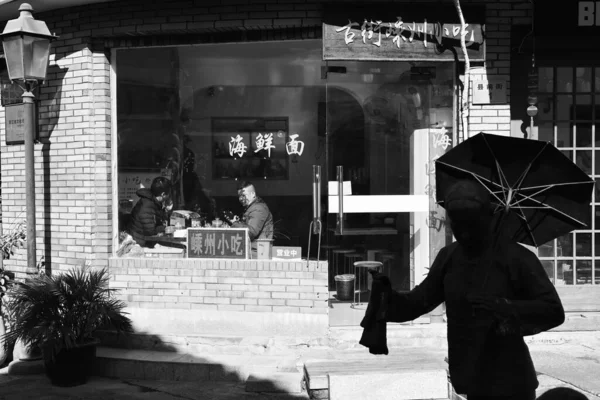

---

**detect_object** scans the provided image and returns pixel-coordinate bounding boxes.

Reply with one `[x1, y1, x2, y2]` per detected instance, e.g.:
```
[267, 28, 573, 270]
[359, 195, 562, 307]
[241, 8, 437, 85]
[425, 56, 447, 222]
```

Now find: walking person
[363, 180, 565, 400]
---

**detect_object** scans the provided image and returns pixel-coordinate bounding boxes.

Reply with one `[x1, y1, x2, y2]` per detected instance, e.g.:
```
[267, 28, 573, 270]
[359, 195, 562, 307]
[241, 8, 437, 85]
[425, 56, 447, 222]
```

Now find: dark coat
[232, 197, 274, 250]
[371, 239, 564, 397]
[127, 188, 167, 247]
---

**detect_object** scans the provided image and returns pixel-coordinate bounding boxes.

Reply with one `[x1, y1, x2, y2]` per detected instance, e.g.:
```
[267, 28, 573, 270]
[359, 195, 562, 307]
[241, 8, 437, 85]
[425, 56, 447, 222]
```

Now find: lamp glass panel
[29, 37, 50, 80]
[2, 35, 24, 81]
[23, 36, 50, 81]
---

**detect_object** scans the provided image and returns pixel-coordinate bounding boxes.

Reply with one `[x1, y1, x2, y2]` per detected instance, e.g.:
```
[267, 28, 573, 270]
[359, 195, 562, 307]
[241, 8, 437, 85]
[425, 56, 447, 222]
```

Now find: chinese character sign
[223, 132, 305, 158]
[187, 228, 249, 259]
[285, 134, 305, 156]
[324, 14, 484, 62]
[272, 246, 302, 260]
[229, 134, 248, 158]
[254, 133, 276, 157]
[472, 78, 507, 105]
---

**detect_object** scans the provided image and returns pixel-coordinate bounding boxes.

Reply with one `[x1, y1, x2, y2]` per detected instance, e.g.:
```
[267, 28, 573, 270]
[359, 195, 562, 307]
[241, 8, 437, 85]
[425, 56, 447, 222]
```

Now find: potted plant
[1, 264, 133, 387]
[0, 220, 26, 366]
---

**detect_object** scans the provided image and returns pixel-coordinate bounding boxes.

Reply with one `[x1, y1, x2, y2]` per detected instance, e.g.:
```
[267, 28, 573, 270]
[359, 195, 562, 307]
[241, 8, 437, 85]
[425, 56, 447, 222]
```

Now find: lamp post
[0, 3, 57, 275]
[0, 3, 57, 364]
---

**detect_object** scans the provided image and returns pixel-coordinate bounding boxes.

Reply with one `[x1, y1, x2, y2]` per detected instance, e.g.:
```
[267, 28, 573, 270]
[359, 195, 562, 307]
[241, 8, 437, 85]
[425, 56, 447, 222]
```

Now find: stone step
[96, 324, 450, 357]
[303, 346, 449, 399]
[245, 371, 305, 394]
[328, 324, 449, 350]
[94, 346, 302, 385]
[96, 330, 330, 356]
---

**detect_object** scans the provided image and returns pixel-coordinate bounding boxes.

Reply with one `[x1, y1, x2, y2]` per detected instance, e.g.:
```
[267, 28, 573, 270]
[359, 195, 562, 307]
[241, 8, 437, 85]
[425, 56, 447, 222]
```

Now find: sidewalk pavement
[0, 334, 599, 400]
[0, 374, 310, 400]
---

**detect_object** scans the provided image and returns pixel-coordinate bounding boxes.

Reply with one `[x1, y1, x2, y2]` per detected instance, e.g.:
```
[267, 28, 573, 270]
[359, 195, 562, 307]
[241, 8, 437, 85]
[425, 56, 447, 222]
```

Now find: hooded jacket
[369, 239, 564, 396]
[127, 188, 167, 247]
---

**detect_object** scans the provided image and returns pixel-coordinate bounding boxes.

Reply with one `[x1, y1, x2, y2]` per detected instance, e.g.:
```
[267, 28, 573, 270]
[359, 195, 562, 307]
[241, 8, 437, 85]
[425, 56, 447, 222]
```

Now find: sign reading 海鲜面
[187, 228, 249, 259]
[323, 4, 485, 61]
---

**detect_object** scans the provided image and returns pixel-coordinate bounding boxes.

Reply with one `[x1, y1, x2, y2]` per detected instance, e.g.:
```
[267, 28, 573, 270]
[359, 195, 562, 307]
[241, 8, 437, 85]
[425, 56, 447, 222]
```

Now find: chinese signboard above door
[323, 3, 485, 61]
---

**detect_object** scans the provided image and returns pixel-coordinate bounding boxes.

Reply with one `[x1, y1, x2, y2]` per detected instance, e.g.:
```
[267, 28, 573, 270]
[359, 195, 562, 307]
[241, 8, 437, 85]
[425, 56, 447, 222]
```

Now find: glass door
[323, 60, 455, 326]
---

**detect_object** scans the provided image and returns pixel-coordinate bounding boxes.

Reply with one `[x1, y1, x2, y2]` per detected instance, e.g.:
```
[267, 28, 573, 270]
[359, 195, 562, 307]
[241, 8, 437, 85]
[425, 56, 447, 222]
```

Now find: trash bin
[334, 274, 355, 301]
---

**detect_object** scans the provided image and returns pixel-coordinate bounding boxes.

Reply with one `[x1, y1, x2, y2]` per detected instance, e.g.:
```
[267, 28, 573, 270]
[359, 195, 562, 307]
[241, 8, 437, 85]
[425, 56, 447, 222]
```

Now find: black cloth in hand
[359, 270, 392, 355]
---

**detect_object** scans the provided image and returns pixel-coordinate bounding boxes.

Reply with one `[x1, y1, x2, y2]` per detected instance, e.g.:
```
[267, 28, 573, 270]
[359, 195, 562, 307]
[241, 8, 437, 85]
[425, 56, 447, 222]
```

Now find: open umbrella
[435, 132, 595, 247]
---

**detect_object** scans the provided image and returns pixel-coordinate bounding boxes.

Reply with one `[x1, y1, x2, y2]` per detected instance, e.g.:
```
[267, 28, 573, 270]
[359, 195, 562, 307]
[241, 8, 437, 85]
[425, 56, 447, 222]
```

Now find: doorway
[322, 60, 456, 326]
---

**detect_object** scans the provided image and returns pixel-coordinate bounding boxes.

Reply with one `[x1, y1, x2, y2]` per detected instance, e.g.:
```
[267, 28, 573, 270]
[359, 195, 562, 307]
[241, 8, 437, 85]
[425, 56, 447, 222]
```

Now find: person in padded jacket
[229, 181, 274, 257]
[127, 177, 173, 247]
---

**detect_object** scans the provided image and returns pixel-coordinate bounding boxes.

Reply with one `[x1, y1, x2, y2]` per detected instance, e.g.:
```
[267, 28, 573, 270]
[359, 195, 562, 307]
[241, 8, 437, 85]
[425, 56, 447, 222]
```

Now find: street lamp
[0, 3, 57, 275]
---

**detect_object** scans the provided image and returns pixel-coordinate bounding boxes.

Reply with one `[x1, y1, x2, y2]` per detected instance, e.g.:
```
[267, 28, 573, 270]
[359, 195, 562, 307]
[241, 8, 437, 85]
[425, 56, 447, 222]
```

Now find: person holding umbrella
[363, 179, 564, 399]
[360, 133, 594, 399]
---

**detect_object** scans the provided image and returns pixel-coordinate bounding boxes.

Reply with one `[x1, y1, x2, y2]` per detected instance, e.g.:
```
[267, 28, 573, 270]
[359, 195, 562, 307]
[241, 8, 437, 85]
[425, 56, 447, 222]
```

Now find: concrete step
[94, 346, 302, 385]
[96, 330, 330, 356]
[246, 371, 305, 394]
[303, 346, 449, 399]
[328, 323, 449, 350]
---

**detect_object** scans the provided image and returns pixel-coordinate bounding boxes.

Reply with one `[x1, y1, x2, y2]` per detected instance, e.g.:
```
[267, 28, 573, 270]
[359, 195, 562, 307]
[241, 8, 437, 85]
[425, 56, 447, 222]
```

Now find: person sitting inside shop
[127, 176, 173, 248]
[227, 181, 274, 257]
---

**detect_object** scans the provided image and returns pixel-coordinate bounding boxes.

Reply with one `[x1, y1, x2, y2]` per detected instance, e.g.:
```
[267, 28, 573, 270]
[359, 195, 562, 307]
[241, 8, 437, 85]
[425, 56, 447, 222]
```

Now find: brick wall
[0, 0, 532, 279]
[465, 1, 532, 139]
[108, 258, 328, 315]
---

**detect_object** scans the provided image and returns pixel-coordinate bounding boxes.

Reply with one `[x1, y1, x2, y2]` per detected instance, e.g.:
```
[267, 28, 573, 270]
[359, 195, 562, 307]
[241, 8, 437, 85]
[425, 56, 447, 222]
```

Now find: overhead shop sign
[323, 4, 485, 62]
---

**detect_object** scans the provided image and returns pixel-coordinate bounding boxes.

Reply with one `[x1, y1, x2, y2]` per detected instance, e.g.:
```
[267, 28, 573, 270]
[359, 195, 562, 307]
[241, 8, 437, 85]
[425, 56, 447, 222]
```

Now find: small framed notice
[5, 103, 26, 145]
[472, 78, 508, 105]
[187, 228, 249, 259]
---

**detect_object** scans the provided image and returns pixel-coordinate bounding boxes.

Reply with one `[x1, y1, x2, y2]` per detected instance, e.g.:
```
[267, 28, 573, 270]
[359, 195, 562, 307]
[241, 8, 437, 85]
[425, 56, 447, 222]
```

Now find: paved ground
[0, 334, 598, 400]
[0, 374, 309, 400]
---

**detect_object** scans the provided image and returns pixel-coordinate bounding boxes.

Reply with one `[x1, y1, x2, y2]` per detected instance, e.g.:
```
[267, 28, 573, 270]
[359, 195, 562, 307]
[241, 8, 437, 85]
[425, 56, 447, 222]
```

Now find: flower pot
[43, 338, 100, 387]
[0, 315, 7, 367]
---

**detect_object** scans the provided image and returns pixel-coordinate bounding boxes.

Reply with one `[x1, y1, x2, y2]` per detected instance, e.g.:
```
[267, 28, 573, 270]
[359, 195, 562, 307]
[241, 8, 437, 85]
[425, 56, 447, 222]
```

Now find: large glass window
[537, 65, 598, 285]
[116, 41, 325, 254]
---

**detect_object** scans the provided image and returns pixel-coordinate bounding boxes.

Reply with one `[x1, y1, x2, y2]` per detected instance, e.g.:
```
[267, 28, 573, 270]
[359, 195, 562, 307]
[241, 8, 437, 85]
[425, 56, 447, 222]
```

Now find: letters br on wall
[187, 228, 249, 259]
[322, 3, 485, 61]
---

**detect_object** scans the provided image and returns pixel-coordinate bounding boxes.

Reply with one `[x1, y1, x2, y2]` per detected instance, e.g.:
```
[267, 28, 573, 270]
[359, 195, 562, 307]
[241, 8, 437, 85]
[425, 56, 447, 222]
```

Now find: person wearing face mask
[127, 176, 174, 248]
[228, 181, 274, 257]
[361, 179, 565, 400]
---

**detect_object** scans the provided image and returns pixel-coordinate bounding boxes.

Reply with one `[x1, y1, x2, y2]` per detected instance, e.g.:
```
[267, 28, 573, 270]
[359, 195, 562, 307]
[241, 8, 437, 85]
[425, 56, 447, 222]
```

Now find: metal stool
[332, 249, 355, 278]
[352, 261, 383, 309]
[344, 253, 365, 276]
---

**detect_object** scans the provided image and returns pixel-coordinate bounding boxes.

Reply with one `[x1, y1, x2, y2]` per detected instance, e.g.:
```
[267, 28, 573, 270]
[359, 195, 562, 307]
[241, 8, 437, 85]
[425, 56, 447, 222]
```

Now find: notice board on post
[187, 228, 249, 259]
[5, 103, 40, 145]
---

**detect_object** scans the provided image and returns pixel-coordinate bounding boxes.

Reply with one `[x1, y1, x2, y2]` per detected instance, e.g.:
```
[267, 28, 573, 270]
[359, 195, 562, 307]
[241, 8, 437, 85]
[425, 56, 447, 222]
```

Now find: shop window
[536, 64, 600, 285]
[115, 40, 325, 256]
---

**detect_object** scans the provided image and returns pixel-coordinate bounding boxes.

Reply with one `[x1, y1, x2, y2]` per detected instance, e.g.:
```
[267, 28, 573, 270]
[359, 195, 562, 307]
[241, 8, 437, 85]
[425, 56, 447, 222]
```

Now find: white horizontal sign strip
[328, 195, 429, 213]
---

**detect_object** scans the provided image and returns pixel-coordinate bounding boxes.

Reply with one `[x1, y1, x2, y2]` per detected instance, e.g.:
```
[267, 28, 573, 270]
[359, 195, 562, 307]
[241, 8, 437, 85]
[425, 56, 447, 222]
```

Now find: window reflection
[576, 150, 593, 174]
[575, 232, 591, 257]
[576, 260, 593, 285]
[576, 67, 592, 92]
[541, 260, 555, 284]
[538, 67, 553, 93]
[556, 122, 572, 147]
[576, 123, 593, 147]
[557, 233, 573, 257]
[557, 67, 573, 92]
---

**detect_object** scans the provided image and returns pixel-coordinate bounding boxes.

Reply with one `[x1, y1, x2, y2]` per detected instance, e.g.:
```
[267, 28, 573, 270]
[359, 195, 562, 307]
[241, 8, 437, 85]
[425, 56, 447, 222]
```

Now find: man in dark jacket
[230, 181, 274, 257]
[127, 177, 173, 247]
[380, 180, 565, 400]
